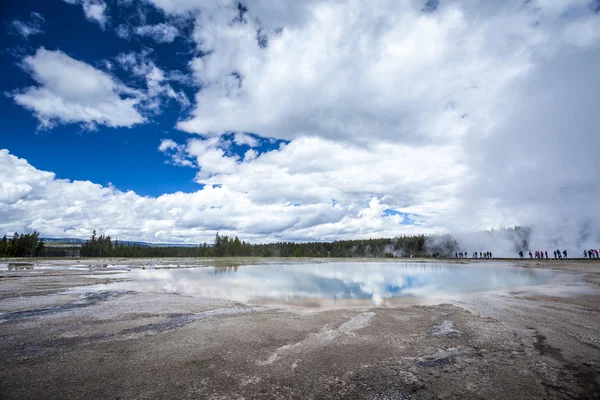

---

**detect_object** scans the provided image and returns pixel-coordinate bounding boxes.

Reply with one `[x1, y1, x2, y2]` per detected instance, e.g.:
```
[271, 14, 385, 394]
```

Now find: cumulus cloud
[233, 133, 260, 147]
[116, 50, 190, 110]
[152, 0, 599, 250]
[63, 0, 109, 29]
[0, 150, 433, 244]
[134, 23, 179, 43]
[11, 48, 145, 129]
[161, 135, 462, 217]
[173, 0, 553, 144]
[10, 48, 191, 129]
[11, 12, 45, 39]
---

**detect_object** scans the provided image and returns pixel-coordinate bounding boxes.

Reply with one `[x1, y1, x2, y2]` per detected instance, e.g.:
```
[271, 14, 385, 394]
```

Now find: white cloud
[145, 65, 190, 109]
[116, 24, 132, 40]
[12, 48, 145, 129]
[10, 48, 192, 129]
[152, 134, 462, 242]
[11, 12, 45, 39]
[147, 0, 600, 248]
[116, 50, 191, 110]
[233, 133, 260, 147]
[63, 0, 108, 29]
[0, 150, 436, 244]
[146, 0, 210, 14]
[83, 1, 108, 29]
[158, 139, 195, 167]
[135, 23, 180, 43]
[174, 1, 539, 144]
[158, 139, 179, 152]
[562, 15, 600, 47]
[244, 148, 258, 161]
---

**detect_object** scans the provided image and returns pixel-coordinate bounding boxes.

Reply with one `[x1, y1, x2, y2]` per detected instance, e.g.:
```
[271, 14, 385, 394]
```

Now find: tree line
[78, 232, 431, 258]
[1, 226, 532, 259]
[0, 232, 45, 257]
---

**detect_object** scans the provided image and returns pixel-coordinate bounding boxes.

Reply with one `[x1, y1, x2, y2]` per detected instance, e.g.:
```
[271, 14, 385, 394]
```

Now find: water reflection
[86, 262, 555, 305]
[214, 265, 239, 274]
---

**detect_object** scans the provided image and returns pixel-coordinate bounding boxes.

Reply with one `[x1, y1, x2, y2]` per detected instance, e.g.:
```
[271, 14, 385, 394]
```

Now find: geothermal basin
[0, 258, 599, 399]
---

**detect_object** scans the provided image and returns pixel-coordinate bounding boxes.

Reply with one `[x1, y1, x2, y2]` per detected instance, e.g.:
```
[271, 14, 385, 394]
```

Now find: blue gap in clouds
[221, 132, 289, 158]
[382, 209, 422, 226]
[210, 133, 289, 170]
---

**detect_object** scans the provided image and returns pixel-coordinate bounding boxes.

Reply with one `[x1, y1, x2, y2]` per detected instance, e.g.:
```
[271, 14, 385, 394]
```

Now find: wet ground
[0, 258, 599, 399]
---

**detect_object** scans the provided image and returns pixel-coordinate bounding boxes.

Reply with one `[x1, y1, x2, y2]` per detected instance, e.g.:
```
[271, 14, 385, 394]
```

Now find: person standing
[584, 250, 588, 258]
[563, 249, 567, 259]
[545, 251, 548, 259]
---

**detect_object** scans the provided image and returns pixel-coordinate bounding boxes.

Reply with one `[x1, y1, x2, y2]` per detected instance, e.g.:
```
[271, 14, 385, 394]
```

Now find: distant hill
[41, 238, 199, 248]
[42, 237, 86, 244]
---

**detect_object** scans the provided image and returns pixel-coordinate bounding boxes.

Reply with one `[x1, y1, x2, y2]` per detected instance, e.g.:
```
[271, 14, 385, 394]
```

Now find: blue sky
[0, 0, 599, 250]
[1, 0, 199, 195]
[1, 0, 286, 196]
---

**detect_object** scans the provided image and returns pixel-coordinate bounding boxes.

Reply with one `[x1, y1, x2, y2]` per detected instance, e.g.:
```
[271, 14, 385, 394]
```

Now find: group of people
[455, 251, 493, 259]
[519, 249, 567, 259]
[584, 249, 599, 258]
[445, 248, 600, 259]
[517, 249, 600, 259]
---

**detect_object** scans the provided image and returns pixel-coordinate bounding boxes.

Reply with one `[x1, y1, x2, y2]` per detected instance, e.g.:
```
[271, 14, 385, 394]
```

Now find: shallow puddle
[76, 262, 556, 306]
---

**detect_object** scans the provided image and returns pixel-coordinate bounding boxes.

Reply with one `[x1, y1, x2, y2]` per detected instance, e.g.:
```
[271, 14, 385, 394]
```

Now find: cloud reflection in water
[88, 262, 555, 305]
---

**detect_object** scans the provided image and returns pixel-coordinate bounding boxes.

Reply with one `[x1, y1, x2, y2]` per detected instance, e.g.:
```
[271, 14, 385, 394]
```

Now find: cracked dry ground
[0, 269, 599, 399]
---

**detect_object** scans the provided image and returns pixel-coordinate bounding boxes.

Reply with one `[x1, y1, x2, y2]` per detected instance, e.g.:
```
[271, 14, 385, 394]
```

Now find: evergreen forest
[0, 226, 532, 259]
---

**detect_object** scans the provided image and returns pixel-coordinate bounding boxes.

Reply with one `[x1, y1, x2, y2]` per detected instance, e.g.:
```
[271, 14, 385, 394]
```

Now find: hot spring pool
[77, 262, 557, 306]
